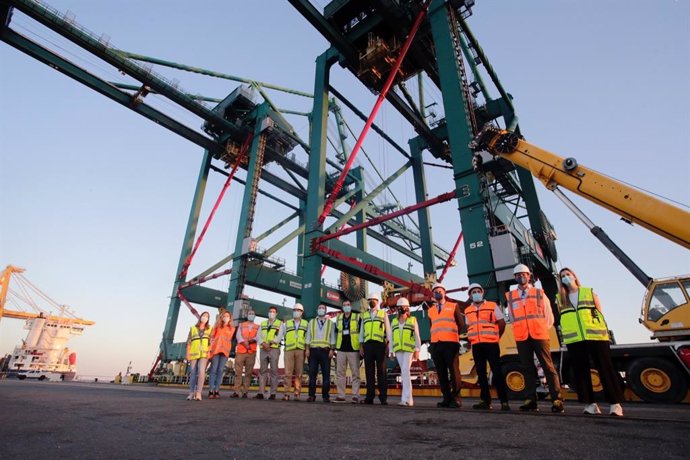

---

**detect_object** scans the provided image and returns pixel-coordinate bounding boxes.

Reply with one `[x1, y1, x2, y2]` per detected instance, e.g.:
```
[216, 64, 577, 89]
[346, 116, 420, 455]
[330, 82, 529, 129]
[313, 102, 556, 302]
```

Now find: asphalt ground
[1, 380, 689, 459]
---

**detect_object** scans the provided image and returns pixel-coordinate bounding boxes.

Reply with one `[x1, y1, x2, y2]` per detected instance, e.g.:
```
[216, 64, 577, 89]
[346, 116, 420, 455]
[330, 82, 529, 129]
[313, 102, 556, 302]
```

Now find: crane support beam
[0, 28, 220, 153]
[316, 191, 457, 244]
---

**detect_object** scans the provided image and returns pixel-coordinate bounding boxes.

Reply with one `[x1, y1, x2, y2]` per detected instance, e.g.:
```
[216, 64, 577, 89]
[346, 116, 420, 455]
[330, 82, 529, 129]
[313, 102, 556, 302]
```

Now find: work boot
[253, 393, 264, 400]
[501, 402, 511, 411]
[208, 391, 214, 399]
[447, 401, 460, 409]
[437, 400, 450, 408]
[241, 393, 248, 399]
[307, 396, 316, 402]
[551, 399, 565, 413]
[472, 400, 492, 410]
[519, 399, 538, 411]
[230, 392, 240, 398]
[268, 394, 276, 400]
[583, 403, 601, 415]
[282, 394, 290, 401]
[609, 403, 624, 417]
[334, 397, 347, 403]
[351, 397, 359, 404]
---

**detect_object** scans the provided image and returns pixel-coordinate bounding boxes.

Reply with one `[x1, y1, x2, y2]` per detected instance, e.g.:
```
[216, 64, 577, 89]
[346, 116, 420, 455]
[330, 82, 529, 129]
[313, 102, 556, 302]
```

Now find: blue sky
[1, 1, 688, 379]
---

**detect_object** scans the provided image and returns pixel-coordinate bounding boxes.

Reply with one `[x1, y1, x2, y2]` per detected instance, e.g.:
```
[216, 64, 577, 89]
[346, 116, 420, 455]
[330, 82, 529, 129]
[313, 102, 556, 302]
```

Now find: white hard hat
[293, 303, 304, 311]
[467, 283, 484, 293]
[396, 297, 410, 307]
[432, 282, 446, 291]
[513, 264, 531, 275]
[368, 292, 381, 301]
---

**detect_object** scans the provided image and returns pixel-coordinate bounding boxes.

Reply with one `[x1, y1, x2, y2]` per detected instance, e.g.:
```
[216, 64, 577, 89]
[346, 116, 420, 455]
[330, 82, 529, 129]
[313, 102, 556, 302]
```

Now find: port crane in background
[0, 265, 94, 379]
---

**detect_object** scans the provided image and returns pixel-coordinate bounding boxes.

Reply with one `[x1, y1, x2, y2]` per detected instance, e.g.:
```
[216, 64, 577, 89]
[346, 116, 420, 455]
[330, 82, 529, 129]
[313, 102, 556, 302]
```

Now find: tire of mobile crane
[566, 368, 605, 399]
[627, 358, 688, 403]
[502, 361, 530, 400]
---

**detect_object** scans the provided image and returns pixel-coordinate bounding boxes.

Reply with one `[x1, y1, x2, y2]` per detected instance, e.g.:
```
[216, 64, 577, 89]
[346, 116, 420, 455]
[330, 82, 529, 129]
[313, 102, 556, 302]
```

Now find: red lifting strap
[178, 133, 253, 281]
[316, 0, 432, 228]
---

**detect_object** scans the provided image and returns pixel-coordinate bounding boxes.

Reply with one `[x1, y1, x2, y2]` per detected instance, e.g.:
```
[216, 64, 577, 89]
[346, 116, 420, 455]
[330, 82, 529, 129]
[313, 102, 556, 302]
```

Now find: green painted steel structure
[1, 0, 561, 362]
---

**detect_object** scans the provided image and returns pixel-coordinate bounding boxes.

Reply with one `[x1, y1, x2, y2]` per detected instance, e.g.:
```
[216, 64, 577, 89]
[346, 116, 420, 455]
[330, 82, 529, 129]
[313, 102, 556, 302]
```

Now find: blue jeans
[208, 354, 229, 392]
[189, 358, 208, 394]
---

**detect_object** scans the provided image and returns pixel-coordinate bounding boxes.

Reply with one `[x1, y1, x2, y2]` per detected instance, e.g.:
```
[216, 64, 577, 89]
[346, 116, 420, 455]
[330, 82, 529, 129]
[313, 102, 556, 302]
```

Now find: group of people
[185, 263, 624, 416]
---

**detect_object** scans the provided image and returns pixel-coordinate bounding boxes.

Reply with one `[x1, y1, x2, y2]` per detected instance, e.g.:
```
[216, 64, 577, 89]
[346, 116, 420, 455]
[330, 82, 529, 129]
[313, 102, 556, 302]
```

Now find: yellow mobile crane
[466, 125, 690, 403]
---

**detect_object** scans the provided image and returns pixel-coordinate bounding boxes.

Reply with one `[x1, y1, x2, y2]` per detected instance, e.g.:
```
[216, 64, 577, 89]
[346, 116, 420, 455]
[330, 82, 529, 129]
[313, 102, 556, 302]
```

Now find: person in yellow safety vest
[557, 267, 624, 416]
[306, 304, 336, 403]
[231, 309, 259, 399]
[281, 303, 308, 401]
[427, 282, 465, 408]
[185, 311, 212, 401]
[207, 310, 236, 399]
[465, 283, 510, 411]
[255, 306, 284, 400]
[360, 292, 392, 405]
[506, 264, 564, 413]
[334, 300, 362, 403]
[389, 298, 421, 407]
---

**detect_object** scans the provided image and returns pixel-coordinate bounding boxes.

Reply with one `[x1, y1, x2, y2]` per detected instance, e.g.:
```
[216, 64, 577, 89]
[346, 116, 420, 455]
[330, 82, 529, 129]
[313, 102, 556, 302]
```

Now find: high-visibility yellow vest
[260, 319, 283, 349]
[284, 319, 308, 351]
[187, 325, 212, 360]
[556, 287, 609, 344]
[391, 316, 417, 353]
[335, 313, 360, 351]
[465, 301, 500, 345]
[308, 318, 333, 348]
[362, 309, 386, 343]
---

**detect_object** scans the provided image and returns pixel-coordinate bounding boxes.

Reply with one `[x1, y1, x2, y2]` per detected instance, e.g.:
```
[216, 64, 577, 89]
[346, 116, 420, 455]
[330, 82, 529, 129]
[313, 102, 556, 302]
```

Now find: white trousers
[396, 351, 414, 404]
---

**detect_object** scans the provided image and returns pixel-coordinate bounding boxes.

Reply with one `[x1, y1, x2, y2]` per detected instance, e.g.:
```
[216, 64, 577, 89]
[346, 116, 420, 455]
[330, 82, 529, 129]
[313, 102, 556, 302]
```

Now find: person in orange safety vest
[207, 309, 236, 399]
[465, 283, 509, 411]
[506, 264, 564, 413]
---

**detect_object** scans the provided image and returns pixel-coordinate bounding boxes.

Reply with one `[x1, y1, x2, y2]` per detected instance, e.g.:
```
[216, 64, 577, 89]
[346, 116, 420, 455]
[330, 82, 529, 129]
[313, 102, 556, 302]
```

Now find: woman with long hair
[556, 267, 624, 416]
[186, 311, 212, 401]
[207, 310, 236, 399]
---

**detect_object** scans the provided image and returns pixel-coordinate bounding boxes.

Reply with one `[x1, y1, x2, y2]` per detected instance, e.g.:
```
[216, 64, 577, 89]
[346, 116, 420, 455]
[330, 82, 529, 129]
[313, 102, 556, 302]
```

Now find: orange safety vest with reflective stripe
[428, 301, 459, 343]
[465, 301, 500, 345]
[208, 324, 236, 357]
[506, 288, 549, 341]
[235, 322, 259, 354]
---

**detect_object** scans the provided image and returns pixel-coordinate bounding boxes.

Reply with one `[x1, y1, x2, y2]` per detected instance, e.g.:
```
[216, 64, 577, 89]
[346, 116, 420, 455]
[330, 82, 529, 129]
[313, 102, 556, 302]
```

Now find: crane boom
[470, 126, 690, 249]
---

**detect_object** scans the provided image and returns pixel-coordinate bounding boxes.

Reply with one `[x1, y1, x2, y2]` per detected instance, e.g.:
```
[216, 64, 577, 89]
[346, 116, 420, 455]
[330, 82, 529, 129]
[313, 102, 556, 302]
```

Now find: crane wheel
[627, 358, 688, 403]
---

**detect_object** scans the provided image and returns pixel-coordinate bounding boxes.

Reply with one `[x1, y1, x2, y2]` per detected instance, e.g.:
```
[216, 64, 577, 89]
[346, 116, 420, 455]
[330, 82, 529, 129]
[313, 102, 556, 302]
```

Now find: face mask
[268, 312, 277, 320]
[471, 293, 483, 303]
[561, 275, 573, 286]
[247, 314, 255, 322]
[200, 316, 208, 323]
[434, 292, 443, 301]
[517, 275, 528, 285]
[317, 308, 326, 317]
[368, 301, 377, 308]
[222, 316, 230, 324]
[293, 310, 302, 319]
[343, 305, 351, 314]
